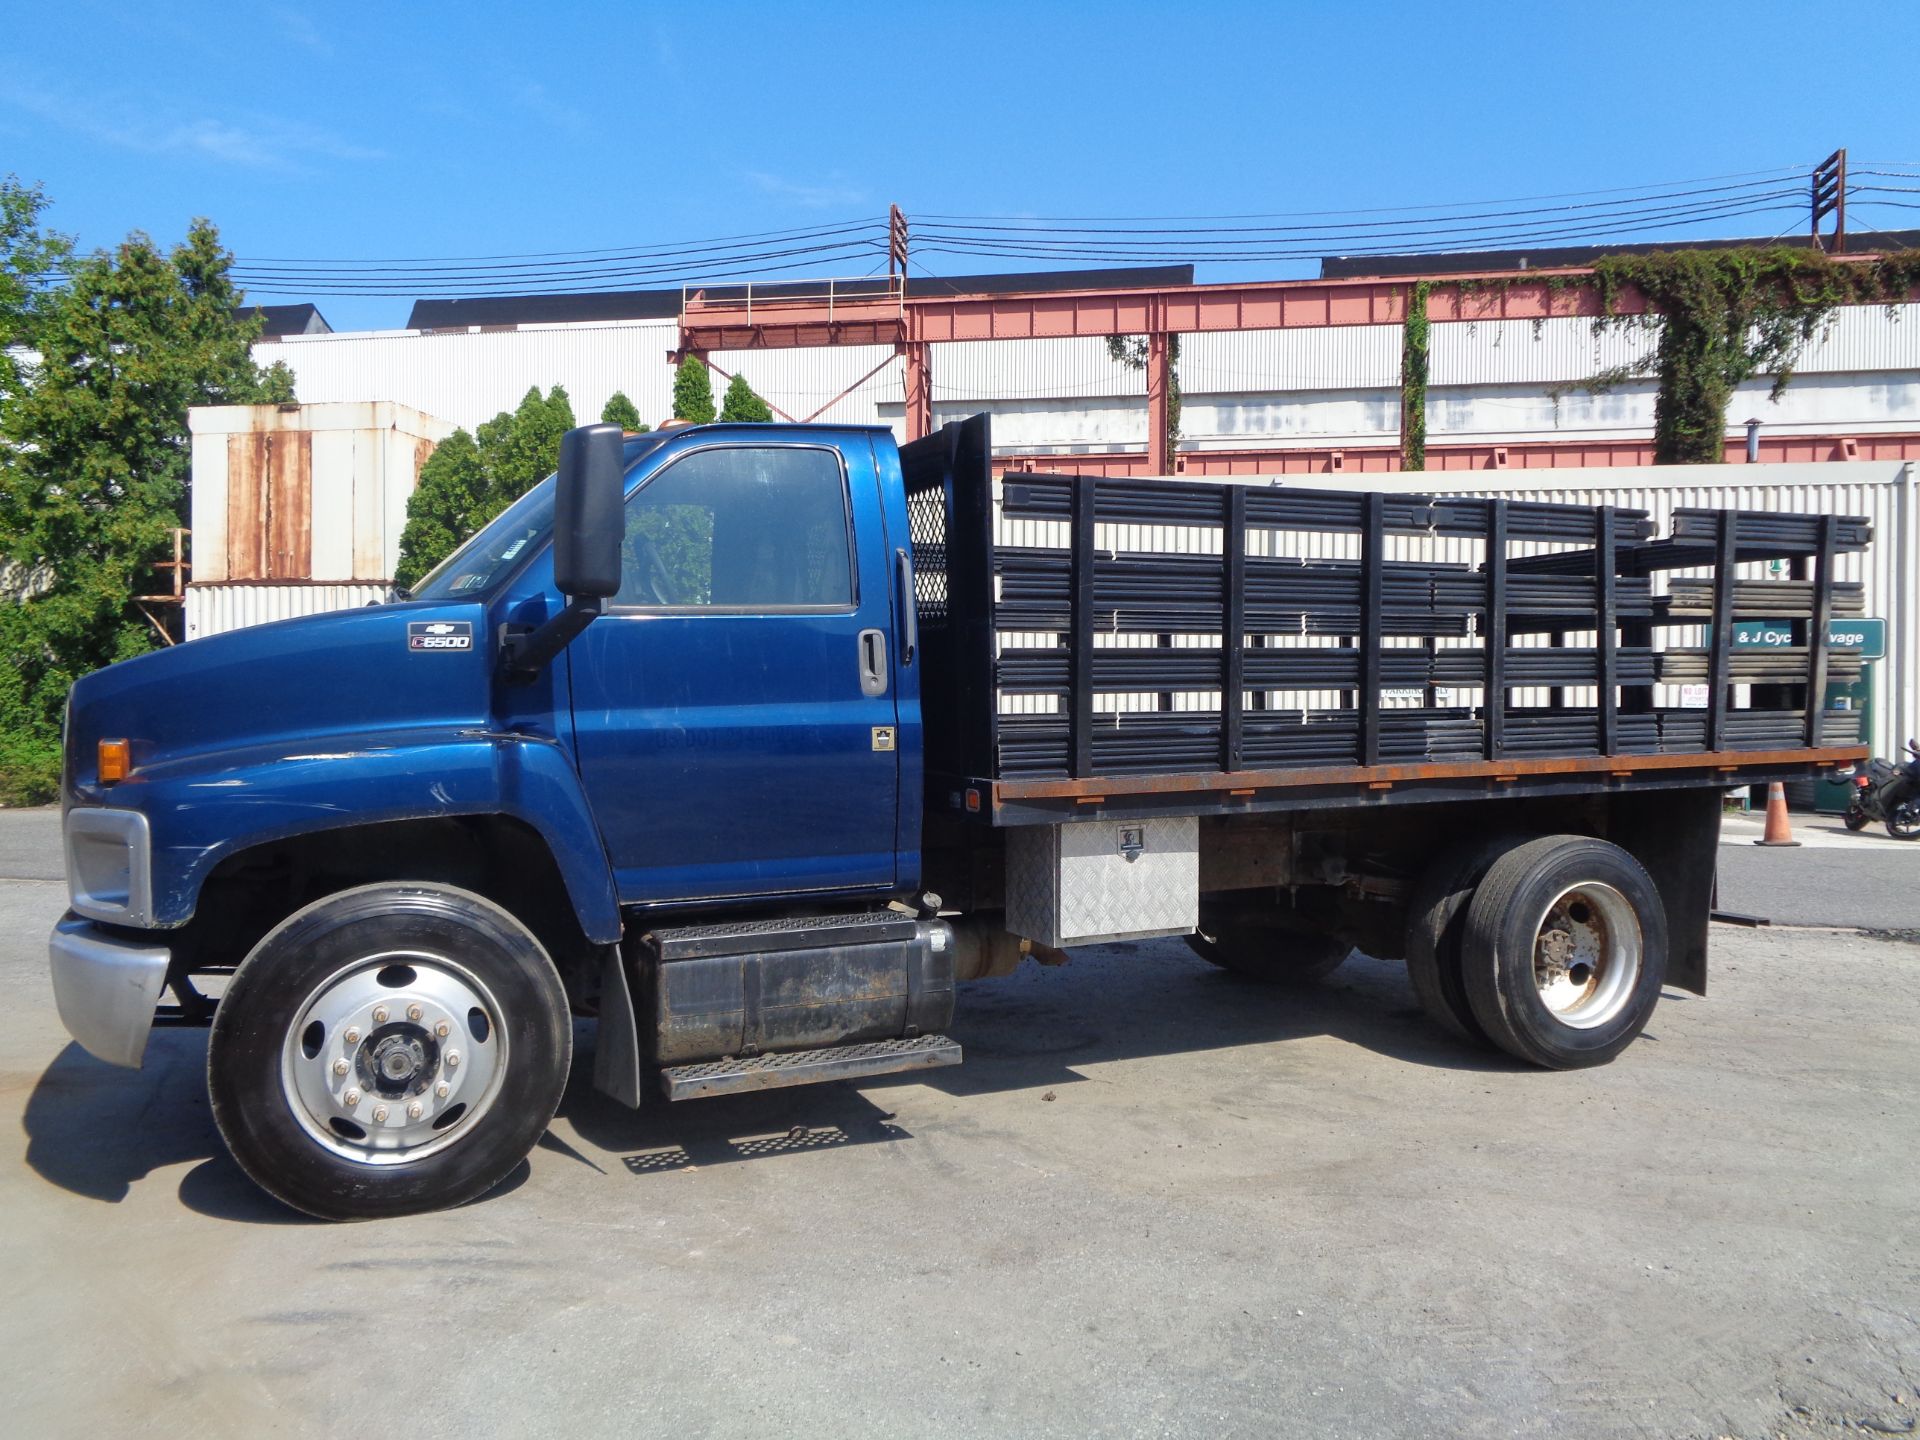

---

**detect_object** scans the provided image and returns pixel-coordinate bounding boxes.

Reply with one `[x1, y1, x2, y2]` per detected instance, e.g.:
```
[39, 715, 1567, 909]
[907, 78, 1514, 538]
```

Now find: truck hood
[65, 601, 495, 797]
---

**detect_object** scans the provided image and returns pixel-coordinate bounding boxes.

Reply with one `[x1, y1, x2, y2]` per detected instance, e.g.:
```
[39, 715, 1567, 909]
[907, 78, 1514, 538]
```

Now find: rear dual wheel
[1406, 835, 1667, 1069]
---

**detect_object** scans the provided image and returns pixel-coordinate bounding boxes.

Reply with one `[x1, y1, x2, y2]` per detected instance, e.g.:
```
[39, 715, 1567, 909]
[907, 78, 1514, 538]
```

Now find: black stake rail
[1485, 499, 1508, 761]
[1661, 577, 1866, 618]
[1806, 513, 1837, 748]
[1068, 479, 1096, 779]
[904, 417, 1868, 795]
[1597, 506, 1618, 757]
[1707, 511, 1738, 753]
[1223, 486, 1247, 773]
[1360, 493, 1384, 766]
[1000, 475, 1656, 544]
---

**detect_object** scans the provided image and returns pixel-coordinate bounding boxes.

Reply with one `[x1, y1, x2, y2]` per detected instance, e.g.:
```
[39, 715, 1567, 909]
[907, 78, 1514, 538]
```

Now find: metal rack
[900, 415, 1871, 796]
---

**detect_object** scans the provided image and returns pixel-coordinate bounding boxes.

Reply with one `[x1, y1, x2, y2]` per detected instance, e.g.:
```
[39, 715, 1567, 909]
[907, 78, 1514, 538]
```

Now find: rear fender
[119, 728, 622, 944]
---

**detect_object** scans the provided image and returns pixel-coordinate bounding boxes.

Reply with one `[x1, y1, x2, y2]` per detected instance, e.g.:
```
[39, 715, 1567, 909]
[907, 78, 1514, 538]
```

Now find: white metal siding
[1430, 304, 1920, 387]
[707, 344, 897, 425]
[1179, 326, 1401, 395]
[185, 583, 389, 640]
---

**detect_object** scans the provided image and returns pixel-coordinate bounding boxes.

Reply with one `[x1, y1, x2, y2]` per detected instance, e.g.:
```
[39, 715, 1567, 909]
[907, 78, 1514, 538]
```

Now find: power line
[913, 192, 1805, 259]
[913, 176, 1806, 238]
[912, 164, 1815, 223]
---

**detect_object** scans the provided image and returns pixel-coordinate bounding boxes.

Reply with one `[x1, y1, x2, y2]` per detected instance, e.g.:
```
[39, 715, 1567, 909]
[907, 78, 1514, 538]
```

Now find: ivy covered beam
[1399, 281, 1431, 472]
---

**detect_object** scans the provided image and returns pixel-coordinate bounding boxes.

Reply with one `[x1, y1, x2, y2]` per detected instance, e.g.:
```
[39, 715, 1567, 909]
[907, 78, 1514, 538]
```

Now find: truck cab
[54, 420, 951, 1219]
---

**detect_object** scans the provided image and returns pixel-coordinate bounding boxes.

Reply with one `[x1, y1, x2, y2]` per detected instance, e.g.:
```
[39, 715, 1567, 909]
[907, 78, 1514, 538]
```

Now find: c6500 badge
[407, 620, 473, 652]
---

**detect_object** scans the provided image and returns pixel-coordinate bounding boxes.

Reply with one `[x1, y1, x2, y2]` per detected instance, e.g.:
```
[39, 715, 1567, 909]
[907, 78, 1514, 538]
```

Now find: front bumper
[49, 916, 170, 1069]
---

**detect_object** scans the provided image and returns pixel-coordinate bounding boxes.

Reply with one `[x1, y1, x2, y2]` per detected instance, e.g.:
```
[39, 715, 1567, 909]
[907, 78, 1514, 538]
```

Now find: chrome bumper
[49, 916, 170, 1069]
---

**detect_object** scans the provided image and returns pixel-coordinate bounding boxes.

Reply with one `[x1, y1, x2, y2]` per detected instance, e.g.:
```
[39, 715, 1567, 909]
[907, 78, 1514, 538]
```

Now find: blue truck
[51, 415, 1867, 1218]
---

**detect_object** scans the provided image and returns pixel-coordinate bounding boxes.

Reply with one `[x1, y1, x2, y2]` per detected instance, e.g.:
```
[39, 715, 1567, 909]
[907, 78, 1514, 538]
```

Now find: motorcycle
[1845, 738, 1920, 840]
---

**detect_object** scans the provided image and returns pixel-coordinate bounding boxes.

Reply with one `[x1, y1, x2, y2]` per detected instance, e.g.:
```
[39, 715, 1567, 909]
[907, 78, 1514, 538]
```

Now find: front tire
[1886, 800, 1920, 841]
[208, 883, 572, 1220]
[1459, 836, 1667, 1070]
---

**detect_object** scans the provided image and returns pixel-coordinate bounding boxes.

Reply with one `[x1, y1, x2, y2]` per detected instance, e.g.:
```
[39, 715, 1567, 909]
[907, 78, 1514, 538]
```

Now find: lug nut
[372, 1104, 389, 1123]
[372, 1006, 389, 1024]
[406, 1003, 423, 1022]
[434, 1021, 450, 1038]
[445, 1050, 460, 1069]
[332, 1058, 350, 1077]
[343, 1088, 361, 1107]
[343, 1027, 361, 1046]
[435, 1082, 450, 1098]
[407, 1101, 423, 1120]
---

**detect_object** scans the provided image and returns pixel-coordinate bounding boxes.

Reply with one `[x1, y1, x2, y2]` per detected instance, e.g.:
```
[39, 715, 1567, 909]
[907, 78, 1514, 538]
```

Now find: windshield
[408, 477, 556, 600]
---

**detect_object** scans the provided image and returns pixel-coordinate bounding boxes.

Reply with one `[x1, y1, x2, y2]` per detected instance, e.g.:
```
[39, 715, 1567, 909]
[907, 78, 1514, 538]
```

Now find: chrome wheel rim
[1529, 882, 1642, 1030]
[279, 951, 508, 1166]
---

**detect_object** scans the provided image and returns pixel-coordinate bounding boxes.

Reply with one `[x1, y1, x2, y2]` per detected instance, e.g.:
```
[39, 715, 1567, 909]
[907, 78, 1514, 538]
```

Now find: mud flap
[591, 943, 644, 1108]
[1609, 786, 1721, 996]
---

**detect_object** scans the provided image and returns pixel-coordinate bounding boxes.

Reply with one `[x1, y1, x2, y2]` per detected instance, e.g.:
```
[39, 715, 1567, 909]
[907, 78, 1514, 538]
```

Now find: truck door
[568, 438, 900, 904]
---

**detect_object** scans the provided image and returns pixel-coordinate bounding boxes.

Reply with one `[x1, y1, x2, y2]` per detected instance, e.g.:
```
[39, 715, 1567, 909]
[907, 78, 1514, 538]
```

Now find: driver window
[616, 446, 855, 609]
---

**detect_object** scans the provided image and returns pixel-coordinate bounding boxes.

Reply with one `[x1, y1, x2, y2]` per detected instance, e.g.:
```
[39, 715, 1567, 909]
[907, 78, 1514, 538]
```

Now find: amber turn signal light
[97, 739, 130, 783]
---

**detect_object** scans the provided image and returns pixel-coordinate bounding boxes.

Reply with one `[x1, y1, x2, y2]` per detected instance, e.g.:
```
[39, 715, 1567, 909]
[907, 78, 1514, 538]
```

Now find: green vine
[1399, 281, 1430, 471]
[1452, 250, 1920, 465]
[1107, 333, 1181, 470]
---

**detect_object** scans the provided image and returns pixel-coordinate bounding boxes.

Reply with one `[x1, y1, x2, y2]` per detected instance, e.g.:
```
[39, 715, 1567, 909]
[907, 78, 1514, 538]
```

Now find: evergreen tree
[477, 385, 576, 522]
[600, 390, 646, 432]
[393, 429, 484, 590]
[672, 354, 715, 423]
[0, 213, 287, 800]
[718, 372, 774, 423]
[394, 385, 582, 587]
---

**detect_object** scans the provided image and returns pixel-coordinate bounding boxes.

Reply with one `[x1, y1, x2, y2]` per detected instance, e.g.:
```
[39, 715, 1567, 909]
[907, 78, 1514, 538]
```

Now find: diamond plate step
[660, 1034, 962, 1101]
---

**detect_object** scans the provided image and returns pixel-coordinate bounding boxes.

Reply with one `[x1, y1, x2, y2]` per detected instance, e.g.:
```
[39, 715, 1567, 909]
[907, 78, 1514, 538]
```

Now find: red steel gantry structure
[678, 254, 1920, 475]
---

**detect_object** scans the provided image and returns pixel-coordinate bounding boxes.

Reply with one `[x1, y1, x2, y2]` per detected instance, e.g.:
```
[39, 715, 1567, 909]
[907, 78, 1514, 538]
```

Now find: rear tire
[1187, 912, 1349, 984]
[1459, 836, 1667, 1070]
[208, 882, 572, 1221]
[1402, 838, 1523, 1046]
[1843, 804, 1871, 832]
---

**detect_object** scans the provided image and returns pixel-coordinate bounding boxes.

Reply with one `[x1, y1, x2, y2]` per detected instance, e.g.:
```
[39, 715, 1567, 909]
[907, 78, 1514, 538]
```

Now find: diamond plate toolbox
[1004, 816, 1198, 948]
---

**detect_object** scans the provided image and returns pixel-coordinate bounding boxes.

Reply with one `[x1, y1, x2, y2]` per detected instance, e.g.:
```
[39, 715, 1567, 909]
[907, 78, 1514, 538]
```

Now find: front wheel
[208, 883, 572, 1220]
[1459, 836, 1667, 1070]
[1886, 801, 1920, 841]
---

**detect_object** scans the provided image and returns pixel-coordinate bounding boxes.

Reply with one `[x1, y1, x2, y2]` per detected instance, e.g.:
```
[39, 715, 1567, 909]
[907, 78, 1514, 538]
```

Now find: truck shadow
[19, 1033, 529, 1225]
[21, 945, 1542, 1210]
[560, 943, 1533, 1175]
[560, 1049, 915, 1177]
[879, 943, 1529, 1099]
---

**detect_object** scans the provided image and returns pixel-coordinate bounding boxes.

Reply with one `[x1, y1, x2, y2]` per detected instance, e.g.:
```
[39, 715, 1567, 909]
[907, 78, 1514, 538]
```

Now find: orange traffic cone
[1753, 781, 1801, 847]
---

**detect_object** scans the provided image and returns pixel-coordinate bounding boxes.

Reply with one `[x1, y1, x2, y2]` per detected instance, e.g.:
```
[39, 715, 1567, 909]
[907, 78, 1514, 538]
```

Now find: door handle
[858, 628, 888, 697]
[895, 548, 918, 666]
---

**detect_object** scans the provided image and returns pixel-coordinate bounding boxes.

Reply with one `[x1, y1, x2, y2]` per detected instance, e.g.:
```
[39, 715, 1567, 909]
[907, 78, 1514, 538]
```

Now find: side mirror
[552, 423, 625, 600]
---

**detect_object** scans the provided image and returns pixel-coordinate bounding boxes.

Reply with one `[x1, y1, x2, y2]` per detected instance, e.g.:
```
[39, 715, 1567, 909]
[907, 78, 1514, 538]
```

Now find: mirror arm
[498, 596, 606, 683]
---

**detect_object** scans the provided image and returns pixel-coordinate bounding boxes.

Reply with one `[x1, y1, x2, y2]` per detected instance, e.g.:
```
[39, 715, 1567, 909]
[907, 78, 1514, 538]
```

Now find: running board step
[660, 1034, 962, 1101]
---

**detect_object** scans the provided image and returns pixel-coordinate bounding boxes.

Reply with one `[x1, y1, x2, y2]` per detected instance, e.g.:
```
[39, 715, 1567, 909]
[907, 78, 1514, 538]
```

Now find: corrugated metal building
[254, 302, 1920, 462]
[185, 401, 454, 639]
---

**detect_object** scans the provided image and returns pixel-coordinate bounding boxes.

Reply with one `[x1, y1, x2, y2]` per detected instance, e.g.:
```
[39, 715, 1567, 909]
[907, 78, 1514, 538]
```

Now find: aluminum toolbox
[1004, 816, 1198, 948]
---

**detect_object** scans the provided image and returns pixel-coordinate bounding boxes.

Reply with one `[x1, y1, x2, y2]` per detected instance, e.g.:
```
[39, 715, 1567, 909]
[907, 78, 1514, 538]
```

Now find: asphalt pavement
[4, 805, 1917, 1439]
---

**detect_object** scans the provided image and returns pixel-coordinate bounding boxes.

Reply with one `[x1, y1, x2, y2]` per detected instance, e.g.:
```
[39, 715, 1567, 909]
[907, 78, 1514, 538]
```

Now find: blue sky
[4, 0, 1914, 332]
